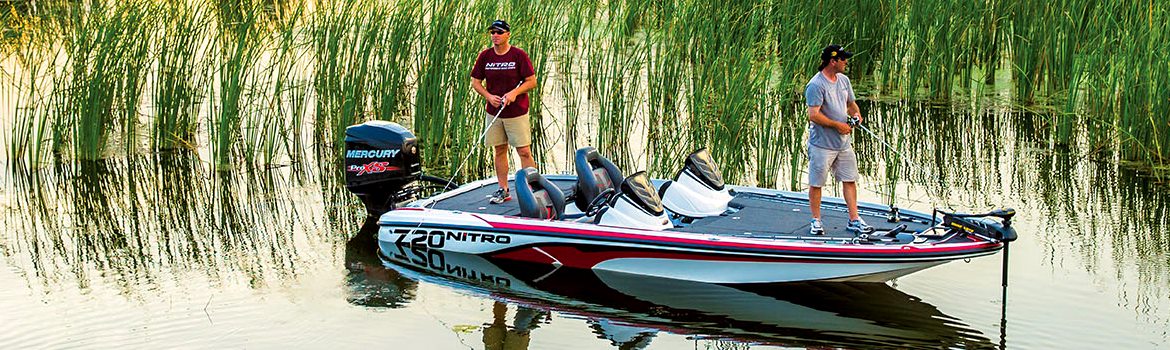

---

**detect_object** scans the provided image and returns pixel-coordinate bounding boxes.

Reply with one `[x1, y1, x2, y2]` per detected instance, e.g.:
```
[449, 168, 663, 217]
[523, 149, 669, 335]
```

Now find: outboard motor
[596, 172, 672, 231]
[660, 148, 733, 218]
[344, 121, 422, 216]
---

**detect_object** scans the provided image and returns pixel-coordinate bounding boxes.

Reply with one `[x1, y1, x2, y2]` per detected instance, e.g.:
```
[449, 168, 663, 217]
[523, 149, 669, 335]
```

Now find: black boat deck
[421, 177, 933, 240]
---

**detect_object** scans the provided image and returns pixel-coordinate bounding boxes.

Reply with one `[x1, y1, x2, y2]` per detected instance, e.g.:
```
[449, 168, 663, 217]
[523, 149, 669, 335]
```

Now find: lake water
[2, 100, 1168, 349]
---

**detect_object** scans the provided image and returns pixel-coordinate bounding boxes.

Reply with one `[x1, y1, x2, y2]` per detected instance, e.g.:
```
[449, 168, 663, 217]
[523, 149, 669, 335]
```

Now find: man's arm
[846, 100, 861, 123]
[502, 75, 537, 106]
[808, 105, 852, 135]
[471, 78, 501, 108]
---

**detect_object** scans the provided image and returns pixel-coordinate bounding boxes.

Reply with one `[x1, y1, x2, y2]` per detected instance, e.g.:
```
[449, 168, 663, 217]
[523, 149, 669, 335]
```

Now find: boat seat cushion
[516, 167, 566, 220]
[574, 146, 624, 212]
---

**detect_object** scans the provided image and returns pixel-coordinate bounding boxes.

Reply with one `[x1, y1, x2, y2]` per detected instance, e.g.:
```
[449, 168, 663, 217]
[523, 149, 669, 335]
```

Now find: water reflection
[344, 218, 416, 308]
[856, 101, 1169, 296]
[0, 98, 1167, 346]
[1, 152, 360, 294]
[372, 249, 993, 349]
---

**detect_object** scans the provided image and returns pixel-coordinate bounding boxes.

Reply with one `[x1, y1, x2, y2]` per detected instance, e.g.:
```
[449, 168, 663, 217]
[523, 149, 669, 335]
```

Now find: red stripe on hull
[490, 245, 878, 269]
[486, 220, 1000, 256]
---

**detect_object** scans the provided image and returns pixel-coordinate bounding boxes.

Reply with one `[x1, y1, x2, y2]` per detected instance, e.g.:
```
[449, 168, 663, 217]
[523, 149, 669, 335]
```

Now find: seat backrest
[515, 167, 566, 220]
[574, 147, 624, 211]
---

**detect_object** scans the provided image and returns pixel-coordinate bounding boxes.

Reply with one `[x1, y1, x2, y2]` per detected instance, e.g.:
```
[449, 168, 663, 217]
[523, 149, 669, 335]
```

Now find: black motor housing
[344, 121, 421, 215]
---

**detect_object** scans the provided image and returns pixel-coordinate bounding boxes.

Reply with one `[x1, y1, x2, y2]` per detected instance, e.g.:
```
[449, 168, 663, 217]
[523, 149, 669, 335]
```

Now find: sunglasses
[488, 30, 507, 35]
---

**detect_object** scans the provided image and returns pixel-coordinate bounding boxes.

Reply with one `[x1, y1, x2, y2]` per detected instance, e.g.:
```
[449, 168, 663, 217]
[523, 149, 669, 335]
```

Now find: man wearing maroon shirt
[471, 19, 538, 204]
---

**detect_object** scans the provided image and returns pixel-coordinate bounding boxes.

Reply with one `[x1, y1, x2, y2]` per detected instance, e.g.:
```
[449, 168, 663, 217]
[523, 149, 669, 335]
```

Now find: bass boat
[344, 121, 1018, 284]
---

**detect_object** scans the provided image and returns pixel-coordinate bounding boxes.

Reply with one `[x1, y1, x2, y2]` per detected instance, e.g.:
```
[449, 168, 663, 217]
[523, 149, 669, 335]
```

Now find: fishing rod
[847, 116, 932, 177]
[428, 82, 525, 210]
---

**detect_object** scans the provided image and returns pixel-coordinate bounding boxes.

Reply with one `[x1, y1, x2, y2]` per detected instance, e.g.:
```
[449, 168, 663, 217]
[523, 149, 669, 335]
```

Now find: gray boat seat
[574, 147, 624, 212]
[515, 167, 566, 220]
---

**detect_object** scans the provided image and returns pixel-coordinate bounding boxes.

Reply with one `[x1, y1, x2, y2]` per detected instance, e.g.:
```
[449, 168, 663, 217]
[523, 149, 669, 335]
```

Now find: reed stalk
[152, 1, 210, 151]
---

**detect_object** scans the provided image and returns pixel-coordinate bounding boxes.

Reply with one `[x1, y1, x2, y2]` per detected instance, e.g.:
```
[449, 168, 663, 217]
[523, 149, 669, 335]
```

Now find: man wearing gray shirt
[804, 44, 873, 235]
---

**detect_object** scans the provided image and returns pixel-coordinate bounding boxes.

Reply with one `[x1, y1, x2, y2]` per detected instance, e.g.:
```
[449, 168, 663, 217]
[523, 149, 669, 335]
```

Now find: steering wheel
[584, 188, 617, 217]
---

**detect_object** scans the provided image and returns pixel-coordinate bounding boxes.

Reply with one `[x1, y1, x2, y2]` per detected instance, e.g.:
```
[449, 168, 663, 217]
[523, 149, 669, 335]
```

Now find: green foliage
[3, 0, 1168, 177]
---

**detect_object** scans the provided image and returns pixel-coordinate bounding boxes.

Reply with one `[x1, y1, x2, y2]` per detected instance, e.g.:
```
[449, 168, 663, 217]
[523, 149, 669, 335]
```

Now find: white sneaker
[809, 218, 825, 235]
[847, 218, 874, 234]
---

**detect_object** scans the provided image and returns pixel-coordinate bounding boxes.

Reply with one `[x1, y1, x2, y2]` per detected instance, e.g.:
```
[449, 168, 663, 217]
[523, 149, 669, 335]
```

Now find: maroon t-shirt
[470, 46, 535, 118]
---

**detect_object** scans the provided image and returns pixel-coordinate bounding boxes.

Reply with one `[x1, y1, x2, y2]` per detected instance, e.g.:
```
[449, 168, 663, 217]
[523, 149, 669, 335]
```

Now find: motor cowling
[344, 121, 422, 215]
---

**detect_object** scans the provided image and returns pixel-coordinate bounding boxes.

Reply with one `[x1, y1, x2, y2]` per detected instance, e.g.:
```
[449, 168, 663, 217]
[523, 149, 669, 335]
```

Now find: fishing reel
[847, 116, 860, 127]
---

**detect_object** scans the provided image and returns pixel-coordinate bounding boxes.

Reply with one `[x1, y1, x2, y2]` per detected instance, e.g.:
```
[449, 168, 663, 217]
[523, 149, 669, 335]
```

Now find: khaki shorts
[808, 144, 859, 187]
[484, 113, 532, 148]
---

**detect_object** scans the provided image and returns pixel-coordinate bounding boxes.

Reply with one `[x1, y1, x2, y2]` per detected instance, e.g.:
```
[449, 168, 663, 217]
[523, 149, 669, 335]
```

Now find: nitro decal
[390, 228, 512, 248]
[382, 230, 513, 287]
[347, 161, 400, 176]
[385, 249, 512, 287]
[484, 62, 517, 70]
[346, 149, 400, 158]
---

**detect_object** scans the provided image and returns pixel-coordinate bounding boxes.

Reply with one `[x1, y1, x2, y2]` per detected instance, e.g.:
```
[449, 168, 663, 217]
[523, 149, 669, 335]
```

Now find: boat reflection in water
[371, 241, 994, 349]
[345, 218, 418, 308]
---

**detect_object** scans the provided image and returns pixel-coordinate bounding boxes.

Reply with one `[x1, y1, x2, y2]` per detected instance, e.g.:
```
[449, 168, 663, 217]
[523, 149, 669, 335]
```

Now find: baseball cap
[820, 44, 853, 61]
[489, 19, 510, 32]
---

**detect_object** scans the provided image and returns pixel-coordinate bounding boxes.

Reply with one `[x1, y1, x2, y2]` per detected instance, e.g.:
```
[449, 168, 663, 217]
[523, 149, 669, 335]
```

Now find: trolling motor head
[940, 208, 1018, 242]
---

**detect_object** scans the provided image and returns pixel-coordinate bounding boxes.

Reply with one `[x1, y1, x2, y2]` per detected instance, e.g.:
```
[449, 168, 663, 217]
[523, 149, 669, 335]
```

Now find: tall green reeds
[311, 0, 377, 158]
[211, 0, 264, 170]
[3, 0, 1169, 177]
[53, 1, 153, 160]
[152, 1, 210, 151]
[258, 1, 308, 166]
[5, 9, 58, 165]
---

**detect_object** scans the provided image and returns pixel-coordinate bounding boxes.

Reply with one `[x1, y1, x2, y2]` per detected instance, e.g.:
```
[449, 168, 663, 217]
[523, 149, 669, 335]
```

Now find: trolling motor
[936, 208, 1018, 242]
[850, 115, 1016, 290]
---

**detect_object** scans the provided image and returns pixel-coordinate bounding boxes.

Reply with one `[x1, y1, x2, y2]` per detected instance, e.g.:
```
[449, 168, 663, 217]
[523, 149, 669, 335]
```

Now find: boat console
[594, 171, 672, 230]
[660, 148, 733, 218]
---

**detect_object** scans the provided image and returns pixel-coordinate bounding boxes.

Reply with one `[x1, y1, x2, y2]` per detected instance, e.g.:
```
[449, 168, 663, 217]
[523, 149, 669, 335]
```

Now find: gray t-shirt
[804, 72, 855, 151]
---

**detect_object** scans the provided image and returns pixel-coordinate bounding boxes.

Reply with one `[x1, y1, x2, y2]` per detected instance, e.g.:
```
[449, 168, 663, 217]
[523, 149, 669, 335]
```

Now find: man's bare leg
[515, 145, 537, 170]
[843, 181, 859, 220]
[809, 186, 822, 219]
[494, 144, 510, 189]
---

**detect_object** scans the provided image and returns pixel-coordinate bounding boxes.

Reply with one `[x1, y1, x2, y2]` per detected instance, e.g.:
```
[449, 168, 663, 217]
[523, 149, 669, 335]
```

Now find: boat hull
[377, 208, 1000, 284]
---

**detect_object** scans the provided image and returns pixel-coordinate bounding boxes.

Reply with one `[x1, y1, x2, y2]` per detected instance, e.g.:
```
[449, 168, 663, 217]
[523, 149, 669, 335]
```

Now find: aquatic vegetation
[152, 1, 210, 152]
[0, 0, 1166, 180]
[53, 1, 154, 160]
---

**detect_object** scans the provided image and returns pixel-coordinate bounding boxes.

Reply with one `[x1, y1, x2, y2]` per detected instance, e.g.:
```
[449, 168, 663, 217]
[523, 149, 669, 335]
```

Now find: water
[2, 101, 1169, 349]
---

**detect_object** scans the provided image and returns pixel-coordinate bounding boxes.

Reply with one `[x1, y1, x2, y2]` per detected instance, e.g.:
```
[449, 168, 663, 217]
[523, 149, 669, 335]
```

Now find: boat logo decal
[391, 228, 512, 249]
[346, 149, 400, 158]
[347, 161, 400, 176]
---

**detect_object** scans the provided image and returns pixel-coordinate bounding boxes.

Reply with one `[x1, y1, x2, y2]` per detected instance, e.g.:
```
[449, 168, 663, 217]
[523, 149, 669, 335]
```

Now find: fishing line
[418, 81, 526, 216]
[394, 83, 525, 235]
[849, 116, 937, 208]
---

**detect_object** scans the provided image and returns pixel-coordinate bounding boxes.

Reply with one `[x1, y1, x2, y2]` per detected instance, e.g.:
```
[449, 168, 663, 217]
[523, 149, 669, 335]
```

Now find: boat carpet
[427, 178, 577, 217]
[425, 179, 932, 240]
[671, 192, 933, 239]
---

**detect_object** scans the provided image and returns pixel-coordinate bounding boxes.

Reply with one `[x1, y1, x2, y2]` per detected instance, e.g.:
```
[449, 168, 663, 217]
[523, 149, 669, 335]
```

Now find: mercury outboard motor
[344, 121, 422, 216]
